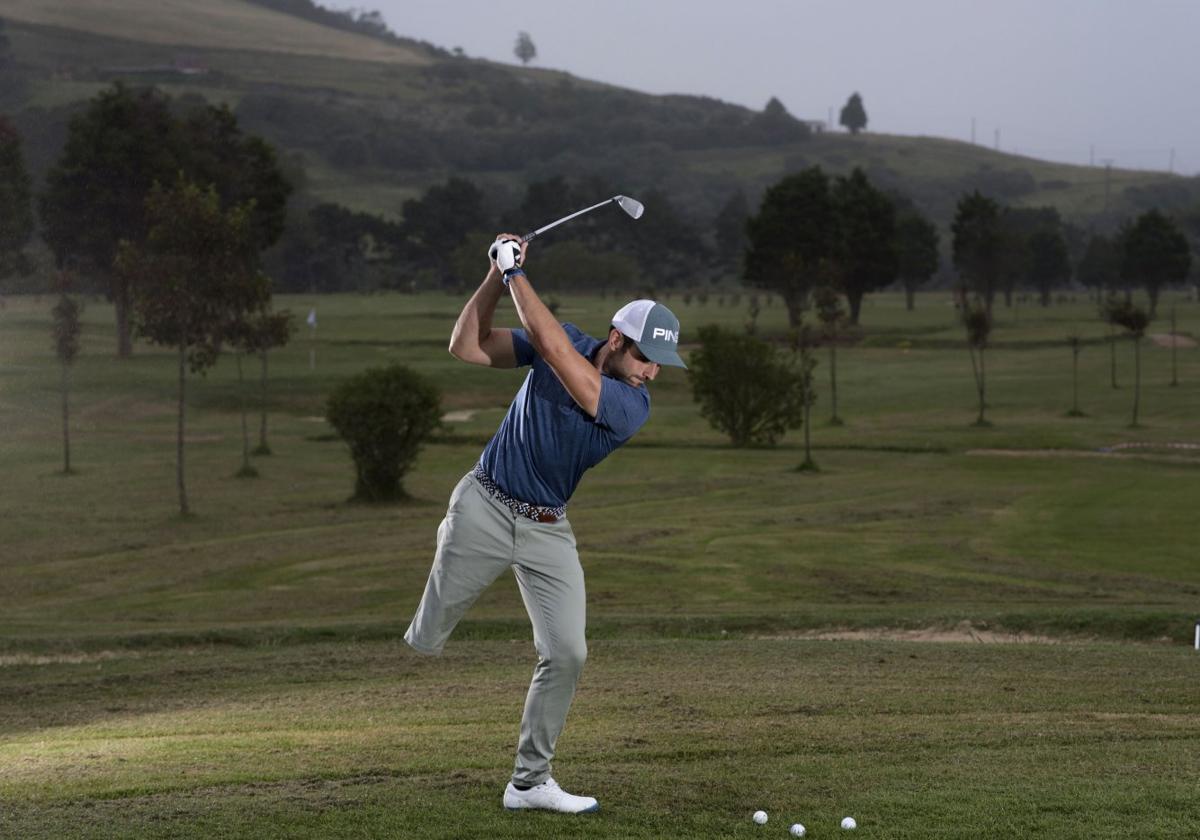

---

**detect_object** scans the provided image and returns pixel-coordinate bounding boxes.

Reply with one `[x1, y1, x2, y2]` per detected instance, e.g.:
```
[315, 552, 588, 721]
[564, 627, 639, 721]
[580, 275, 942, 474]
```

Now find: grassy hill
[0, 0, 432, 65]
[3, 0, 1197, 231]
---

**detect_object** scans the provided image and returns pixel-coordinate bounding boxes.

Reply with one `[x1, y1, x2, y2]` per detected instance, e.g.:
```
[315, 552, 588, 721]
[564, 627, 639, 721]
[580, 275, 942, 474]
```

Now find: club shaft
[521, 198, 616, 243]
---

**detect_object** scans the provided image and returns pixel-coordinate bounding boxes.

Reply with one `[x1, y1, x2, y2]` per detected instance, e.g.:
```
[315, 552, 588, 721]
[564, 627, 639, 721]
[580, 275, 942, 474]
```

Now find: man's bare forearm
[507, 273, 573, 363]
[449, 265, 503, 358]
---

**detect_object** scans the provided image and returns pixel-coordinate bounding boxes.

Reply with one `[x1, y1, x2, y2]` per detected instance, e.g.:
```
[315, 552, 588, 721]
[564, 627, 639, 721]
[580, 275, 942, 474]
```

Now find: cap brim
[640, 346, 687, 369]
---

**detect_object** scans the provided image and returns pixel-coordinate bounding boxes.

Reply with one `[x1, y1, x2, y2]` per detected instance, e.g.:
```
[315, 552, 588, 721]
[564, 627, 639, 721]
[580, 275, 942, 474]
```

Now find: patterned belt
[472, 464, 566, 524]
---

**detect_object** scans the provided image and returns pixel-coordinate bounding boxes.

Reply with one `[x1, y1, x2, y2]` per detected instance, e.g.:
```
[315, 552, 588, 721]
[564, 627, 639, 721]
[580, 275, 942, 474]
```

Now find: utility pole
[1169, 148, 1175, 173]
[1089, 144, 1094, 166]
[971, 117, 976, 144]
[994, 128, 1000, 151]
[1100, 159, 1114, 215]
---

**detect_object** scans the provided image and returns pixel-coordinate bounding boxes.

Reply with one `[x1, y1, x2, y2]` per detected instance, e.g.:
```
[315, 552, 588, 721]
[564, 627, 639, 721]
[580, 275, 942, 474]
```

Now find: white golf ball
[790, 823, 807, 837]
[752, 810, 768, 825]
[841, 816, 858, 830]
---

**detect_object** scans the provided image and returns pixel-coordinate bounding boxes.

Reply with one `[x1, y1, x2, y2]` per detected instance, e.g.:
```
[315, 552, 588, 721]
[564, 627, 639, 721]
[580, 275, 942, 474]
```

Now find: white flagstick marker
[307, 308, 317, 370]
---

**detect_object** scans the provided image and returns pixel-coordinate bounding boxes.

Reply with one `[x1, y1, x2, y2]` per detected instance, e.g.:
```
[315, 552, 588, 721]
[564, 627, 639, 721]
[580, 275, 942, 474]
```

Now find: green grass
[2, 290, 1199, 837]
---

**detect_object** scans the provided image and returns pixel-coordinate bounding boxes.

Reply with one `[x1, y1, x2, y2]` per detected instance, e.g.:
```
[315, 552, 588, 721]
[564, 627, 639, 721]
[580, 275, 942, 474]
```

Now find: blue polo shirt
[478, 323, 651, 508]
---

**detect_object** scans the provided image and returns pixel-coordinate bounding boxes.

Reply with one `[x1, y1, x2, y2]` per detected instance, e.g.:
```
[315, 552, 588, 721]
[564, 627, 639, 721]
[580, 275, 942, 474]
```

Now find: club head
[614, 195, 644, 220]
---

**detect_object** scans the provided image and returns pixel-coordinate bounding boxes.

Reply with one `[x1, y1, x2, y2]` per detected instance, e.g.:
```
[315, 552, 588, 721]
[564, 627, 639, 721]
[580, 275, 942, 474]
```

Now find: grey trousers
[404, 471, 587, 787]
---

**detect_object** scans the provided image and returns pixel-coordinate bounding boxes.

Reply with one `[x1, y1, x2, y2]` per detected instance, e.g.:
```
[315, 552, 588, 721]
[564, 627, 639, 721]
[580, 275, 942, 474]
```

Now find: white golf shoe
[503, 777, 600, 813]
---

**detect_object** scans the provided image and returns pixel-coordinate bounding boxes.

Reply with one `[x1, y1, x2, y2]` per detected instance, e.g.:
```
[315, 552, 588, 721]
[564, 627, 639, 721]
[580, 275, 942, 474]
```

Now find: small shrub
[326, 365, 443, 502]
[687, 325, 805, 447]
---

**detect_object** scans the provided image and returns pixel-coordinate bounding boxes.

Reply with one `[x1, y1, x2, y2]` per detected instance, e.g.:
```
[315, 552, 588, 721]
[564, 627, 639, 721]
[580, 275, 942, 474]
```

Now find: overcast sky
[353, 0, 1199, 176]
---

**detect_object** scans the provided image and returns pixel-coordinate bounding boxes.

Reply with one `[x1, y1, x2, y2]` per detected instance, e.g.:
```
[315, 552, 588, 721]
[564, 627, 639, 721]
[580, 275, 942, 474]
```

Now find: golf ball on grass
[752, 810, 768, 824]
[841, 816, 858, 830]
[790, 823, 806, 837]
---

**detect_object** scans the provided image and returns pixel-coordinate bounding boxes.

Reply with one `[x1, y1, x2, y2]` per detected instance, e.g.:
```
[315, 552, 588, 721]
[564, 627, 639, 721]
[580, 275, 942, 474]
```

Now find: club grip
[520, 232, 536, 243]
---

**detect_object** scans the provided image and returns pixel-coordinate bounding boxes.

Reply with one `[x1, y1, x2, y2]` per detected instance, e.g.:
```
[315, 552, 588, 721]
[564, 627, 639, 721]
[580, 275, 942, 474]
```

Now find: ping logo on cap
[651, 327, 679, 344]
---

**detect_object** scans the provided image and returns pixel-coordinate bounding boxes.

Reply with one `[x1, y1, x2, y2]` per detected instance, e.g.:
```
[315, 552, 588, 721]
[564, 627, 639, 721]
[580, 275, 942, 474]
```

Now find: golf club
[490, 195, 643, 269]
[520, 194, 644, 243]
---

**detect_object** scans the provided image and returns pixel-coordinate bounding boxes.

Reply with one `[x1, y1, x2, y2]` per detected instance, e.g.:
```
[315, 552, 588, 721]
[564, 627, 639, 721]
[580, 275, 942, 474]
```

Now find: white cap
[610, 299, 686, 368]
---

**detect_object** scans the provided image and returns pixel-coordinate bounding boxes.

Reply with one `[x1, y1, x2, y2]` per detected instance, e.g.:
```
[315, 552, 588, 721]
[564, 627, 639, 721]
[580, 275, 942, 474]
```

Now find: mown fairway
[2, 290, 1199, 838]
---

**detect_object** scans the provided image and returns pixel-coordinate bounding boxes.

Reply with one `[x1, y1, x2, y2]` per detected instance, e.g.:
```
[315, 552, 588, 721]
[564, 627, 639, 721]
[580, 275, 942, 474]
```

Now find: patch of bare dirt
[758, 622, 1063, 644]
[1150, 333, 1197, 348]
[441, 410, 478, 422]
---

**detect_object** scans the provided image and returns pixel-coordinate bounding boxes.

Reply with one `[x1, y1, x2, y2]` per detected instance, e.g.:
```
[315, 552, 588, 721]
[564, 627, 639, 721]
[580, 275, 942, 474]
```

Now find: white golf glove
[488, 238, 523, 271]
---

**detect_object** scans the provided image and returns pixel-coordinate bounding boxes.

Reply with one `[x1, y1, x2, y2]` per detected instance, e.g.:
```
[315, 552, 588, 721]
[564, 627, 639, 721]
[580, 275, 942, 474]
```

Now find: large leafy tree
[41, 85, 179, 356]
[713, 189, 750, 275]
[951, 191, 1002, 314]
[1119, 209, 1191, 317]
[744, 167, 835, 327]
[1077, 234, 1121, 300]
[832, 167, 897, 324]
[1027, 227, 1071, 307]
[117, 178, 270, 515]
[687, 324, 807, 447]
[40, 84, 290, 357]
[400, 177, 489, 285]
[995, 206, 1060, 307]
[894, 207, 939, 311]
[0, 116, 33, 280]
[839, 92, 867, 134]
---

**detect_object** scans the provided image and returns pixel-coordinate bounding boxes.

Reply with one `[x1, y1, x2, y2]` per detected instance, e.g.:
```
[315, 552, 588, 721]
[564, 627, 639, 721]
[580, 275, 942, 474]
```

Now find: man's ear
[608, 329, 625, 351]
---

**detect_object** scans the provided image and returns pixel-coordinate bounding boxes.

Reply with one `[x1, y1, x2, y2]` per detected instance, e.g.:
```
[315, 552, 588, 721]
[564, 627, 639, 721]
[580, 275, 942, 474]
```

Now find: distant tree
[0, 117, 34, 281]
[401, 177, 489, 285]
[962, 298, 992, 426]
[41, 85, 177, 356]
[1027, 227, 1071, 307]
[893, 207, 939, 311]
[951, 191, 1002, 315]
[51, 284, 83, 475]
[326, 365, 443, 502]
[752, 97, 809, 142]
[176, 102, 292, 253]
[813, 285, 847, 426]
[790, 324, 821, 471]
[832, 168, 897, 324]
[1076, 234, 1120, 301]
[1119, 209, 1190, 317]
[117, 178, 270, 516]
[41, 85, 290, 357]
[995, 206, 1060, 308]
[225, 307, 294, 474]
[514, 31, 537, 65]
[1065, 332, 1085, 417]
[687, 325, 807, 447]
[744, 168, 836, 327]
[619, 187, 708, 287]
[248, 309, 295, 455]
[839, 92, 867, 134]
[1098, 295, 1121, 390]
[1102, 296, 1152, 427]
[713, 189, 750, 275]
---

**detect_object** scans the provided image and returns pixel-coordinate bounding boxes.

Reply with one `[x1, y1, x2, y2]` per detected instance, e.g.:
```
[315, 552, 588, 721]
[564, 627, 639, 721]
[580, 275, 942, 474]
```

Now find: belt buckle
[535, 510, 558, 523]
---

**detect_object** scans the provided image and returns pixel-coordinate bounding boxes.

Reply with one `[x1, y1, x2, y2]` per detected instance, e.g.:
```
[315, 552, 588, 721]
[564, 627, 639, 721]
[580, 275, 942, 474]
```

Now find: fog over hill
[366, 0, 1200, 177]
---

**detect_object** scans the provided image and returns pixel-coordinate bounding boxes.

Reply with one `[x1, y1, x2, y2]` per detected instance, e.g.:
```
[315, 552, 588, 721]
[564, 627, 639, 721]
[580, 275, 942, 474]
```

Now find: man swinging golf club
[404, 232, 685, 813]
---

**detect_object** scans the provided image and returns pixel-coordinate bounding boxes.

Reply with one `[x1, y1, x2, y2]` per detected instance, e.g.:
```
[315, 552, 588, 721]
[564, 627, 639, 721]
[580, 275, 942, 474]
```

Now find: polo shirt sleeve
[595, 377, 651, 440]
[510, 328, 536, 367]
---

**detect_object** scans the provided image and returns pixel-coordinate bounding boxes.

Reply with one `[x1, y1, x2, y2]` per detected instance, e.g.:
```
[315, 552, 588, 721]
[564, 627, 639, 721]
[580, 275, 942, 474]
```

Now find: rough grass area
[2, 639, 1199, 839]
[0, 0, 432, 64]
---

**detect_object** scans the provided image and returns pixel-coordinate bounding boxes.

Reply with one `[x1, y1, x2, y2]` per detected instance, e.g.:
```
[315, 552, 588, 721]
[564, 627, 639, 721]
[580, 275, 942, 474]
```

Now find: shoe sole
[504, 803, 600, 814]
